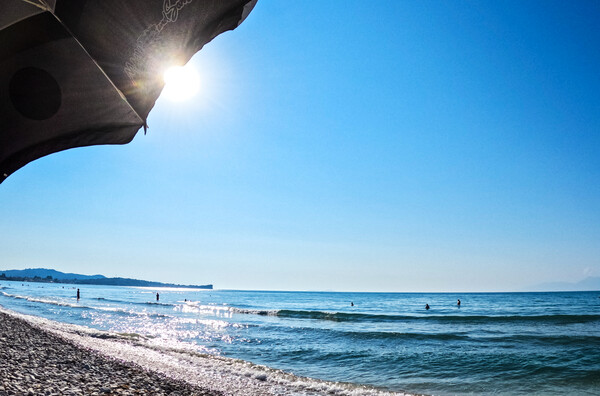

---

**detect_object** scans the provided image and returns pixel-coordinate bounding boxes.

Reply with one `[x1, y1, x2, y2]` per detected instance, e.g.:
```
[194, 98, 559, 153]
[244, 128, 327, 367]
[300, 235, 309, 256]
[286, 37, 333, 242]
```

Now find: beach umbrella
[0, 0, 256, 183]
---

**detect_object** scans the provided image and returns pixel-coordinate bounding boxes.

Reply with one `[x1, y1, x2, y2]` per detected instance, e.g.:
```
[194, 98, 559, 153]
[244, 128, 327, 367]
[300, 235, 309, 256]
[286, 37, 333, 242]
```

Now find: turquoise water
[1, 281, 599, 395]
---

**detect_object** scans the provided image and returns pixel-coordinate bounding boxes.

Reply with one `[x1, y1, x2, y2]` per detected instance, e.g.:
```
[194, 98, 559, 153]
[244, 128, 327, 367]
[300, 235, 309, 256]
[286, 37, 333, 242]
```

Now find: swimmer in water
[457, 299, 461, 307]
[425, 304, 430, 310]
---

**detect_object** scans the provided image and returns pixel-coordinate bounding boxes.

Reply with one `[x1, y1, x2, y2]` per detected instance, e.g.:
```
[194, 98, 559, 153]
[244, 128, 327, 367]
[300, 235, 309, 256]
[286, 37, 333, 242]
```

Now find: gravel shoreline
[0, 311, 221, 396]
[0, 307, 404, 396]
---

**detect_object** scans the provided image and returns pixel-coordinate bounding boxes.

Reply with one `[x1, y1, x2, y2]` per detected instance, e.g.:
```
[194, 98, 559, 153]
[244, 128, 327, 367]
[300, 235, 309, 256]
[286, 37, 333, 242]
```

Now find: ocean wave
[175, 303, 273, 317]
[1, 291, 173, 319]
[317, 328, 600, 345]
[134, 301, 175, 307]
[1, 291, 87, 309]
[93, 306, 174, 319]
[95, 297, 175, 307]
[231, 307, 279, 316]
[500, 334, 600, 347]
[226, 307, 600, 325]
[95, 297, 126, 303]
[341, 330, 471, 342]
[419, 313, 600, 325]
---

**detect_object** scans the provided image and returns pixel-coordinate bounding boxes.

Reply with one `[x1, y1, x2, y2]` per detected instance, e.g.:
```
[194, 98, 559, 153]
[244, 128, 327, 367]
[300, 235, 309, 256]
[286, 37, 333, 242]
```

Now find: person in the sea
[76, 289, 80, 300]
[457, 299, 461, 307]
[156, 292, 159, 302]
[351, 302, 354, 306]
[425, 304, 430, 310]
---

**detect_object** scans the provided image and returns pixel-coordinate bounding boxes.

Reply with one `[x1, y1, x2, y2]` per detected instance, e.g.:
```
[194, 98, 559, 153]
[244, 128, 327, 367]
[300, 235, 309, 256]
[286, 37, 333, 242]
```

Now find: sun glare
[162, 65, 200, 102]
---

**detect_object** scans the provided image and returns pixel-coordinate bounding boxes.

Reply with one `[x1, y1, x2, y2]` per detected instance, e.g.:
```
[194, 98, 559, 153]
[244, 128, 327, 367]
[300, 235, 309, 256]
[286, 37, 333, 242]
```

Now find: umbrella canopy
[0, 0, 256, 183]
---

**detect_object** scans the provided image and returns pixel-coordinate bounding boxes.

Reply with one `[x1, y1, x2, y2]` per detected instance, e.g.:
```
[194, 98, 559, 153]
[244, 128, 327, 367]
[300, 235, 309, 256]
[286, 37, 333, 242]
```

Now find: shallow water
[1, 281, 599, 395]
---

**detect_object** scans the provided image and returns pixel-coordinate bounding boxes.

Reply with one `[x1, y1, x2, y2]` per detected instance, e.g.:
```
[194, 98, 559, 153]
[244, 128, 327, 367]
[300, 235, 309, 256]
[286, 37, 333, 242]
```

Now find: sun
[162, 64, 200, 102]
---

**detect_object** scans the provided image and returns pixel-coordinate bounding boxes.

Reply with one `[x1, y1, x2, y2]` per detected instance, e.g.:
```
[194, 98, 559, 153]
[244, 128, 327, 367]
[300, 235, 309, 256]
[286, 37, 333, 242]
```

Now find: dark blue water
[1, 281, 599, 395]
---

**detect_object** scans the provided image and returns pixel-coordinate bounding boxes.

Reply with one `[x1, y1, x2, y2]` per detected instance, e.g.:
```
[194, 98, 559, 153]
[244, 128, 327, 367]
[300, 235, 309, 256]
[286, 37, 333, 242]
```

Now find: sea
[0, 281, 599, 395]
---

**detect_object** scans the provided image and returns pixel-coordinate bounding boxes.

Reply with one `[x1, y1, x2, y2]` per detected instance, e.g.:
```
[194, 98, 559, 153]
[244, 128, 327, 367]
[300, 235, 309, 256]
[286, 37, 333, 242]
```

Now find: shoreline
[0, 306, 404, 396]
[0, 309, 217, 396]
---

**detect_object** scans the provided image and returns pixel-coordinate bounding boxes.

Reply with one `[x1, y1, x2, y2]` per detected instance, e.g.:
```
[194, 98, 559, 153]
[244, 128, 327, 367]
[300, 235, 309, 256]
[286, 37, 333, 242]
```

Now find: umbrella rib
[0, 1, 52, 30]
[18, 0, 51, 11]
[48, 10, 146, 127]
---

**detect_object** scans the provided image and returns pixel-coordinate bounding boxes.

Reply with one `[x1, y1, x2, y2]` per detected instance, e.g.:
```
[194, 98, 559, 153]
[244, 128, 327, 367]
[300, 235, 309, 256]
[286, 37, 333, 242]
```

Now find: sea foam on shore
[0, 306, 403, 396]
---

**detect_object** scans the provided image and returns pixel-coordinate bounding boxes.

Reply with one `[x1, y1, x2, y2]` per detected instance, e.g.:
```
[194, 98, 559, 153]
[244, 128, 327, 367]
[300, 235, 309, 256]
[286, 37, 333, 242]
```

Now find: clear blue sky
[1, 1, 599, 291]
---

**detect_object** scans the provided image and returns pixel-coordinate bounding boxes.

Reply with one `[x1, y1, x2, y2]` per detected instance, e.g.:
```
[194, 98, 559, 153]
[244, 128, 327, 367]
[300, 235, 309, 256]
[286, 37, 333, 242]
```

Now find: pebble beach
[0, 311, 220, 396]
[0, 305, 397, 396]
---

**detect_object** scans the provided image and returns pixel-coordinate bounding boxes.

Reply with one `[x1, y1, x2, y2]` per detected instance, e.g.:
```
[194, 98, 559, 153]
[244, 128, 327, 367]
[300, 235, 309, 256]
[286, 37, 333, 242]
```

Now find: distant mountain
[529, 277, 600, 292]
[0, 268, 212, 289]
[0, 268, 105, 280]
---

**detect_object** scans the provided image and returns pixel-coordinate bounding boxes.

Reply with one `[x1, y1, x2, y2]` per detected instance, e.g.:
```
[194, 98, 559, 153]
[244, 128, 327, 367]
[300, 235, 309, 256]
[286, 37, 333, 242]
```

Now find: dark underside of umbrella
[0, 0, 256, 183]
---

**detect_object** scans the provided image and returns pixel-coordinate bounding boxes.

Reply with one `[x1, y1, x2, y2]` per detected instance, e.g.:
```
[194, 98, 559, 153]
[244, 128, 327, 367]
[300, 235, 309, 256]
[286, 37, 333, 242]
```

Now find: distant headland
[0, 268, 212, 289]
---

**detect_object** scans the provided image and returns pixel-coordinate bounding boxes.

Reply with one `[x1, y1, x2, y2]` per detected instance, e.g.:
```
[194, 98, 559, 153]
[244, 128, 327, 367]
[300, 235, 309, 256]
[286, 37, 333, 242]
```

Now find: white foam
[1, 291, 82, 308]
[175, 301, 281, 318]
[0, 306, 407, 396]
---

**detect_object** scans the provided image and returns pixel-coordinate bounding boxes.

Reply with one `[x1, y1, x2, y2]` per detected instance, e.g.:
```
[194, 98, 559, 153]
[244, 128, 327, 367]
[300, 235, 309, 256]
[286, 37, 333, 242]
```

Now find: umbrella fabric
[0, 0, 256, 183]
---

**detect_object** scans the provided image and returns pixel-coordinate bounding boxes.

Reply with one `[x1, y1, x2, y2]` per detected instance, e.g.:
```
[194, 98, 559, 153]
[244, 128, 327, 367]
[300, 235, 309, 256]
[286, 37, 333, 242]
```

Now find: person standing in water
[76, 289, 80, 301]
[457, 299, 461, 307]
[156, 292, 159, 302]
[425, 304, 430, 310]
